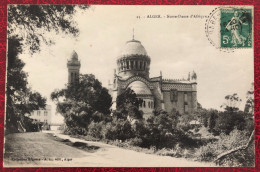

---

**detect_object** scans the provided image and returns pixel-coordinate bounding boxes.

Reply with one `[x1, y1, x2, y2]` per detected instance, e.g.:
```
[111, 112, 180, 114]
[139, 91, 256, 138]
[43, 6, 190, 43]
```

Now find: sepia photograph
[3, 5, 254, 167]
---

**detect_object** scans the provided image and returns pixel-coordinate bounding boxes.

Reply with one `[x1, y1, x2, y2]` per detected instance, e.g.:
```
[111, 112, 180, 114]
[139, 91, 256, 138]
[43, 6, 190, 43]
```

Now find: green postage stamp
[220, 8, 252, 48]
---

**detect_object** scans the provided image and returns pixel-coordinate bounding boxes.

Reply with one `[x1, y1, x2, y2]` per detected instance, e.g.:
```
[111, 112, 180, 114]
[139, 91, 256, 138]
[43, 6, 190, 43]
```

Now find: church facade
[109, 38, 198, 119]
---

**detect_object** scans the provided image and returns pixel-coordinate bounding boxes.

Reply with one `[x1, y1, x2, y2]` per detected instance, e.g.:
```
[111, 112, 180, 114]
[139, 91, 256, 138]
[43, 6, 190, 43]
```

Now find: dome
[70, 50, 78, 61]
[120, 39, 147, 57]
[128, 81, 152, 95]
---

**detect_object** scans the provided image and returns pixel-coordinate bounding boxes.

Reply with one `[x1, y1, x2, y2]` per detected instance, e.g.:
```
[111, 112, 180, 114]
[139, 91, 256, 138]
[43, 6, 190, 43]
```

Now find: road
[4, 131, 214, 167]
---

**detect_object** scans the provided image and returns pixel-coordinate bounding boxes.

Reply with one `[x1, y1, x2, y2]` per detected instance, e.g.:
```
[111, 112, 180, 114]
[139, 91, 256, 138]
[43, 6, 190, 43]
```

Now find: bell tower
[67, 50, 81, 84]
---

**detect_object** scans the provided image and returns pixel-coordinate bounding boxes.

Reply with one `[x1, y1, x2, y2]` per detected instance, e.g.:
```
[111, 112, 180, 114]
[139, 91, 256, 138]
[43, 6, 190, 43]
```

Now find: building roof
[120, 39, 148, 57]
[70, 50, 78, 61]
[128, 81, 152, 95]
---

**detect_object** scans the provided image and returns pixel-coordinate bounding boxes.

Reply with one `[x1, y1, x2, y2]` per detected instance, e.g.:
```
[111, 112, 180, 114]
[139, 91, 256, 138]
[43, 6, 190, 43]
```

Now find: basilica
[109, 37, 198, 119]
[66, 37, 198, 120]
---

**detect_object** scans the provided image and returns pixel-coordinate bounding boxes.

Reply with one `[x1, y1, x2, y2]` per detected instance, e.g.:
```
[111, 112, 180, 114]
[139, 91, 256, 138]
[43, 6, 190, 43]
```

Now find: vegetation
[6, 36, 46, 133]
[6, 5, 89, 133]
[51, 74, 112, 135]
[59, 82, 254, 167]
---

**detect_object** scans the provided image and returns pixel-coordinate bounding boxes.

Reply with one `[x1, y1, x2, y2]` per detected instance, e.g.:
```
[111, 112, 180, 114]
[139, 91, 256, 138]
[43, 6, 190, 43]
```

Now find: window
[184, 92, 188, 102]
[184, 104, 188, 113]
[131, 61, 133, 69]
[37, 111, 40, 116]
[139, 99, 142, 107]
[140, 61, 143, 70]
[148, 102, 150, 108]
[44, 111, 48, 116]
[144, 62, 146, 70]
[170, 89, 178, 102]
[127, 61, 129, 69]
[143, 101, 146, 108]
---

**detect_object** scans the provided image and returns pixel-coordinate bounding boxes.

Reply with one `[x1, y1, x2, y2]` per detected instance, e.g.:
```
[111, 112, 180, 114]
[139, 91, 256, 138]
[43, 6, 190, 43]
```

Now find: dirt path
[4, 132, 215, 167]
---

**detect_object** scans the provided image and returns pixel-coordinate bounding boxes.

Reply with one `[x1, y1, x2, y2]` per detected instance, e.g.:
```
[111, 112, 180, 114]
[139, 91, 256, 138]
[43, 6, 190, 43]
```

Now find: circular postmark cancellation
[205, 6, 253, 52]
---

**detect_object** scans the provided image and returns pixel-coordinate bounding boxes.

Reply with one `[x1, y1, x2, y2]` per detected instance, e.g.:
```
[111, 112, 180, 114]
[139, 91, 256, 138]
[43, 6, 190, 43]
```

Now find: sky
[18, 5, 254, 123]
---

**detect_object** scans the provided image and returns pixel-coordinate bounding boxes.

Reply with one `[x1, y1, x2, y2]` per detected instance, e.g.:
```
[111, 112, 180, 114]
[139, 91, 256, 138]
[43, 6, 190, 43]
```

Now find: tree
[220, 93, 242, 112]
[114, 88, 143, 120]
[51, 74, 112, 135]
[146, 110, 188, 149]
[6, 36, 46, 133]
[208, 110, 218, 133]
[244, 82, 254, 115]
[6, 5, 89, 133]
[8, 5, 89, 53]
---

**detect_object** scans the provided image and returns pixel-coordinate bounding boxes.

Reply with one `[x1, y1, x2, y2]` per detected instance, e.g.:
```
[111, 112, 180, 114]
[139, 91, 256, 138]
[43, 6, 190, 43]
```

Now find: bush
[87, 121, 104, 139]
[196, 129, 254, 166]
[128, 137, 143, 147]
[103, 119, 134, 141]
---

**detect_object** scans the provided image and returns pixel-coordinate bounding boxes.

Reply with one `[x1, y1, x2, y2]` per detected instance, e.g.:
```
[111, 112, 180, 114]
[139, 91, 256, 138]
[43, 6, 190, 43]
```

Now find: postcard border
[0, 0, 259, 171]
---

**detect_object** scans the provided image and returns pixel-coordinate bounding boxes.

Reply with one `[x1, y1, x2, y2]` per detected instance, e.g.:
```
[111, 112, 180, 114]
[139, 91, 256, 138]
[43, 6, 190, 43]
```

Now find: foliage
[114, 88, 143, 120]
[208, 110, 218, 133]
[244, 82, 254, 115]
[196, 129, 254, 166]
[6, 5, 89, 133]
[220, 93, 241, 112]
[214, 110, 247, 135]
[6, 36, 46, 133]
[51, 74, 112, 135]
[8, 5, 89, 53]
[103, 119, 134, 141]
[88, 121, 105, 139]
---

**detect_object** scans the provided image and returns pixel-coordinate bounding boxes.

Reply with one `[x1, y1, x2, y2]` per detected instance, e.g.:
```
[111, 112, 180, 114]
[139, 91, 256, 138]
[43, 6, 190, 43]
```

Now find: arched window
[71, 72, 73, 82]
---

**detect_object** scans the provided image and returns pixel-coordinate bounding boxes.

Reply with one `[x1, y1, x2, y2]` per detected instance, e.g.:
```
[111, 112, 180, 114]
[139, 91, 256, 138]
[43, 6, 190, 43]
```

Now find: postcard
[3, 5, 254, 167]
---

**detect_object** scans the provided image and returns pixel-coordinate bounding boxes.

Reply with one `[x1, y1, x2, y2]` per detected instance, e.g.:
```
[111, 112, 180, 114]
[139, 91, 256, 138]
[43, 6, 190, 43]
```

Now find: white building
[29, 105, 52, 124]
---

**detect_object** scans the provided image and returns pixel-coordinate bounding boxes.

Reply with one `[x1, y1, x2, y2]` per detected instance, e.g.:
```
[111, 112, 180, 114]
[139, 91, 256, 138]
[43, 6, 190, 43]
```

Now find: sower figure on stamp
[225, 11, 247, 47]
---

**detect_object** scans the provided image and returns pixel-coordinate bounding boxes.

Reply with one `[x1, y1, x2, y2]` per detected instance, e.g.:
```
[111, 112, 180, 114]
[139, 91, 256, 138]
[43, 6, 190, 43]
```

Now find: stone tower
[67, 50, 81, 84]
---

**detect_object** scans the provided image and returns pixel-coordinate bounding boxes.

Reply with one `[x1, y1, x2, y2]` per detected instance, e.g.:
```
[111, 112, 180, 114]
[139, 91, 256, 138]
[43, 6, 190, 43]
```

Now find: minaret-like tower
[67, 50, 81, 84]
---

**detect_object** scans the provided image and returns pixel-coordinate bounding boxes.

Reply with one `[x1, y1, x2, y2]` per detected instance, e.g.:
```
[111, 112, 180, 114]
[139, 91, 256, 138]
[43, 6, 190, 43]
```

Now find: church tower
[67, 50, 81, 84]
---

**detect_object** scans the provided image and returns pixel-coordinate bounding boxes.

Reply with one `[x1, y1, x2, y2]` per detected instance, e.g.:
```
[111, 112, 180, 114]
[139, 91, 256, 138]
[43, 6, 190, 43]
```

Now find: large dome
[120, 39, 147, 57]
[128, 81, 152, 95]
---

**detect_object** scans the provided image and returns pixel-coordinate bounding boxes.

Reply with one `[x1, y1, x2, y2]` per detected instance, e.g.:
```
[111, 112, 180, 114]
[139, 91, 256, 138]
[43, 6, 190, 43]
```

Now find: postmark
[220, 8, 252, 48]
[205, 7, 234, 53]
[205, 6, 253, 52]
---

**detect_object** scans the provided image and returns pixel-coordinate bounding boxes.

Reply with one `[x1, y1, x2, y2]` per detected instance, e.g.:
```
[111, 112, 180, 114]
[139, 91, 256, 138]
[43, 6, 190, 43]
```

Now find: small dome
[128, 81, 152, 95]
[120, 40, 147, 57]
[70, 50, 78, 61]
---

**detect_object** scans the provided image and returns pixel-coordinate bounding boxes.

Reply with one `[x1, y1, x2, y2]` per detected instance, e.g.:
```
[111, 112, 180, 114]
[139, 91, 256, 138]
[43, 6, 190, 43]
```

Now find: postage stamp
[220, 8, 252, 48]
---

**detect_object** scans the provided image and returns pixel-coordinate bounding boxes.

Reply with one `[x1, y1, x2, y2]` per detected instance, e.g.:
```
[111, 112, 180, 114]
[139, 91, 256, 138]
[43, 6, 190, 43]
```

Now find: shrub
[128, 137, 143, 147]
[196, 129, 254, 166]
[103, 119, 134, 141]
[87, 121, 104, 139]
